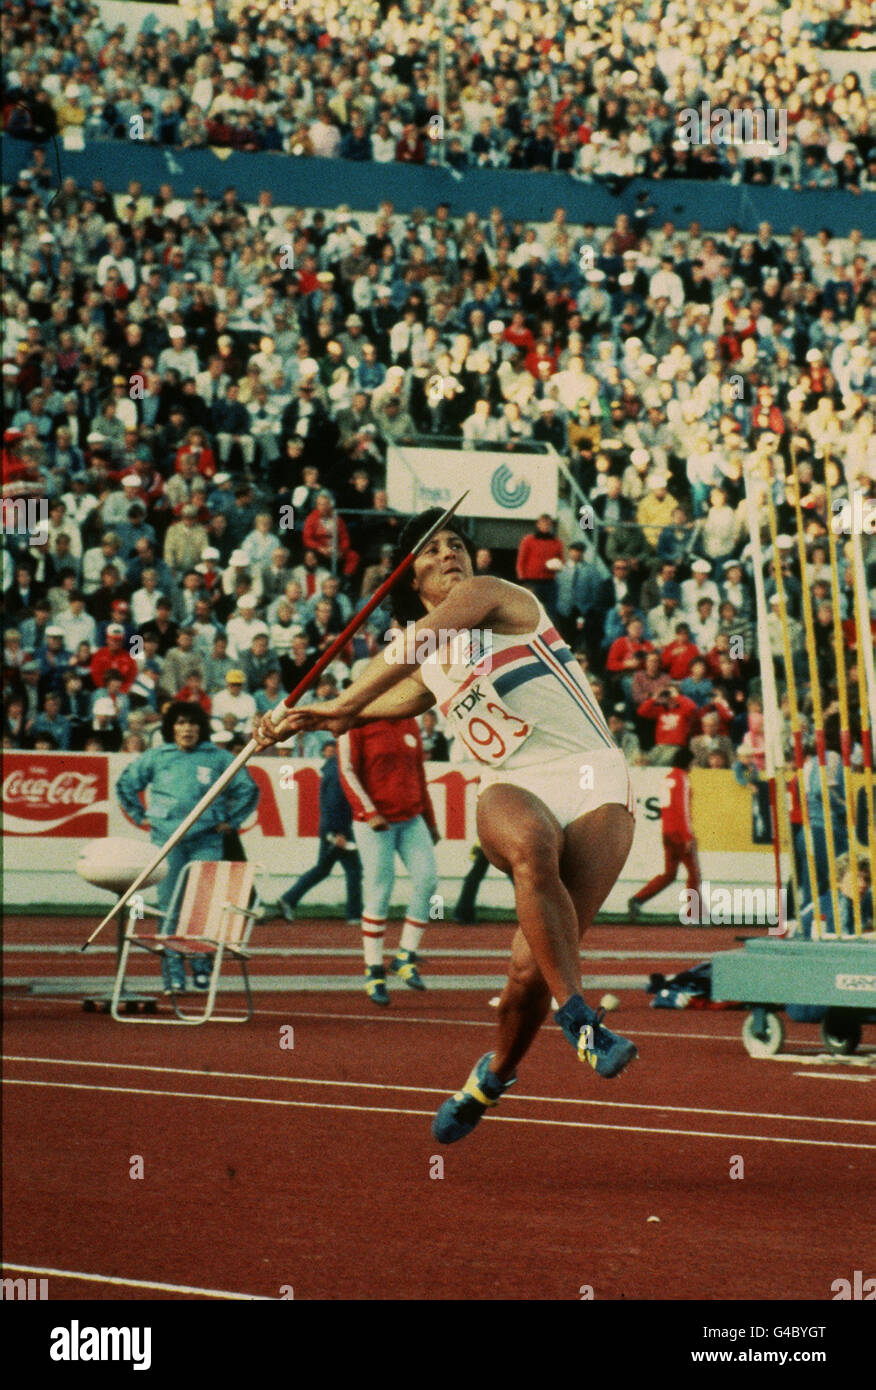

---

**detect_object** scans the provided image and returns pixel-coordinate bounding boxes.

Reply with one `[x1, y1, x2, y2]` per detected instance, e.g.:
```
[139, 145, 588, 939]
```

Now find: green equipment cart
[711, 937, 876, 1057]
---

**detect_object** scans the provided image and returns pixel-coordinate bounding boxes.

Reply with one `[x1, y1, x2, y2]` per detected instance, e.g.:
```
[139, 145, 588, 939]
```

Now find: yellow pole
[787, 444, 843, 937]
[761, 452, 824, 935]
[822, 452, 863, 934]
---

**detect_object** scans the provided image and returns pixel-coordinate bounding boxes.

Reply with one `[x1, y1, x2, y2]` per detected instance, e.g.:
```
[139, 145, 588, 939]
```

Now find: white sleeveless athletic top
[419, 595, 617, 771]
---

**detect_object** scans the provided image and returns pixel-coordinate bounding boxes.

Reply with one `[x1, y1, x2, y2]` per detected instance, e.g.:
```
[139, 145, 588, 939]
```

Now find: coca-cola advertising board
[2, 754, 109, 837]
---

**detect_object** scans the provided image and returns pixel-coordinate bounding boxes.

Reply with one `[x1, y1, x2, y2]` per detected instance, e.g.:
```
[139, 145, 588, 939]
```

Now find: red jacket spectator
[637, 691, 699, 747]
[302, 498, 359, 577]
[516, 526, 564, 583]
[606, 634, 655, 673]
[338, 719, 437, 829]
[661, 636, 701, 680]
[395, 128, 426, 164]
[90, 628, 138, 691]
[174, 435, 216, 478]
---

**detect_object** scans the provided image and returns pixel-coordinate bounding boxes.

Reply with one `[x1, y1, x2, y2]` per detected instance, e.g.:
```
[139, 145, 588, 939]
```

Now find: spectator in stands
[515, 514, 564, 616]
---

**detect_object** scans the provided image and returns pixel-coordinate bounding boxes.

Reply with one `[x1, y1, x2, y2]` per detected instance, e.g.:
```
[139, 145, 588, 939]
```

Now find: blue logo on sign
[490, 465, 531, 510]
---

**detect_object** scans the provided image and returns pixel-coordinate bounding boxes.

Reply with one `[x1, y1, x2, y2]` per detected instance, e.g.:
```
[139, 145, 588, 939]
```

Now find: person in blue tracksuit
[116, 700, 260, 992]
[276, 739, 362, 923]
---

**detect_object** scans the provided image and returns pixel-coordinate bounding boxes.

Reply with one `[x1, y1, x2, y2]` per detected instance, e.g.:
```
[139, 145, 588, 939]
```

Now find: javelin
[80, 490, 470, 950]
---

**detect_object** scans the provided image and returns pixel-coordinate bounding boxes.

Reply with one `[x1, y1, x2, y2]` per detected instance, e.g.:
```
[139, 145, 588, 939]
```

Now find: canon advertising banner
[2, 752, 774, 911]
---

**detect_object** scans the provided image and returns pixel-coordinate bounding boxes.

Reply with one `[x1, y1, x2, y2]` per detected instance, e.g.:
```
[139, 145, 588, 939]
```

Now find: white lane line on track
[6, 1056, 874, 1127]
[794, 1073, 874, 1083]
[2, 995, 849, 1049]
[0, 1262, 272, 1300]
[5, 1078, 875, 1150]
[1, 944, 714, 961]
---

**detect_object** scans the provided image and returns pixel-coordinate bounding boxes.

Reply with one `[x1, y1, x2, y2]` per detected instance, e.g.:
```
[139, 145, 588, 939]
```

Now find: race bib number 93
[443, 670, 532, 767]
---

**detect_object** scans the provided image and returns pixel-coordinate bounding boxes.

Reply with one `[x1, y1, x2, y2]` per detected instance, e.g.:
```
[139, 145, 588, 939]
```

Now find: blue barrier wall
[3, 136, 873, 235]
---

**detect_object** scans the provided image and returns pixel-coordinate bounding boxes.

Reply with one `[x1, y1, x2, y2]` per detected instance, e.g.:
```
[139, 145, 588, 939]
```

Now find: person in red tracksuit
[515, 513, 564, 618]
[628, 746, 701, 919]
[337, 717, 440, 1005]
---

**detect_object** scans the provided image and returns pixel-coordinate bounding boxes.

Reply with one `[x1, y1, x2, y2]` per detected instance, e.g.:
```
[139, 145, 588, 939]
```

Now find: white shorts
[477, 748, 635, 830]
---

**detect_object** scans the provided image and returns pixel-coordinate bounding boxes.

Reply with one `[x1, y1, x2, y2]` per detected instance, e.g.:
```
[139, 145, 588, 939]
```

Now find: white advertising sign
[386, 446, 558, 521]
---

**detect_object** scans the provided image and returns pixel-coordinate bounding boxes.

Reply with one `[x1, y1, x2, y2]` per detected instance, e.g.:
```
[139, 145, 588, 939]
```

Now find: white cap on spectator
[488, 320, 504, 334]
[212, 730, 233, 745]
[169, 325, 186, 339]
[691, 559, 711, 573]
[212, 473, 231, 485]
[106, 623, 126, 635]
[238, 594, 257, 609]
[299, 358, 319, 379]
[65, 83, 80, 97]
[585, 270, 605, 283]
[538, 398, 556, 412]
[776, 535, 794, 550]
[806, 348, 823, 363]
[46, 626, 64, 637]
[86, 431, 106, 443]
[202, 546, 220, 560]
[618, 272, 635, 287]
[229, 549, 249, 567]
[93, 697, 116, 716]
[631, 448, 650, 466]
[158, 297, 177, 314]
[121, 474, 140, 489]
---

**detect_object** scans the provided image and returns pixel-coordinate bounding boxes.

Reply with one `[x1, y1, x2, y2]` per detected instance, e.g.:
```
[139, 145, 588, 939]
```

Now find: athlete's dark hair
[161, 700, 211, 745]
[672, 745, 694, 771]
[390, 508, 477, 623]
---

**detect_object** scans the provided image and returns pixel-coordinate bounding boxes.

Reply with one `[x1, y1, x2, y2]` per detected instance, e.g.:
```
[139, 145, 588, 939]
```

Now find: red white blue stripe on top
[437, 623, 615, 753]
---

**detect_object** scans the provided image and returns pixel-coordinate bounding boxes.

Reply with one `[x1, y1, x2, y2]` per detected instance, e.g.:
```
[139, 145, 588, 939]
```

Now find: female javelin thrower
[254, 508, 637, 1144]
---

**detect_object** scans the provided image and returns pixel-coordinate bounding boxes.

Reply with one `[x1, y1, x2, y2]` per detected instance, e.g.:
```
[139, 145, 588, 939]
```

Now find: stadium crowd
[2, 1, 876, 189]
[2, 139, 874, 773]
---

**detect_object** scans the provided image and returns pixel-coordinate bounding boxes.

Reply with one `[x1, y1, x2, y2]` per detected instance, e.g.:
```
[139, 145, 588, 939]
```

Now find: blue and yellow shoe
[432, 1052, 516, 1144]
[555, 994, 638, 1078]
[364, 965, 390, 1006]
[389, 948, 426, 990]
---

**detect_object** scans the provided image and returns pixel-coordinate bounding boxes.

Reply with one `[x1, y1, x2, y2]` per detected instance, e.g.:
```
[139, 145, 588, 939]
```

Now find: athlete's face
[411, 529, 473, 610]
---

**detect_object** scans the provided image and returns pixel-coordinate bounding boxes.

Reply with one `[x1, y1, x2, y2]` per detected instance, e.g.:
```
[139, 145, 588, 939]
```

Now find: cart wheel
[82, 999, 96, 1013]
[145, 1000, 158, 1015]
[742, 1010, 784, 1057]
[821, 1010, 862, 1056]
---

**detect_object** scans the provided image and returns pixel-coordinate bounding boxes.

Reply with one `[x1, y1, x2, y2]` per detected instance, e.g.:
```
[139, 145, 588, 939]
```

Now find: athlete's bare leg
[477, 783, 578, 1007]
[479, 796, 635, 1082]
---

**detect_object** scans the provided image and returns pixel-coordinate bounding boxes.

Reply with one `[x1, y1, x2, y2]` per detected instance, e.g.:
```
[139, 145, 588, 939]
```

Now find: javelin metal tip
[413, 490, 470, 554]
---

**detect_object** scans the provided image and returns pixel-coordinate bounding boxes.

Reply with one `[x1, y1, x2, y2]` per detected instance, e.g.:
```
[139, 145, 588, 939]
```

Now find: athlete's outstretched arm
[253, 578, 531, 748]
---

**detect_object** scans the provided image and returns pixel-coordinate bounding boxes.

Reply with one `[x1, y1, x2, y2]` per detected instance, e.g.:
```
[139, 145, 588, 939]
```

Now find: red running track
[3, 917, 875, 1301]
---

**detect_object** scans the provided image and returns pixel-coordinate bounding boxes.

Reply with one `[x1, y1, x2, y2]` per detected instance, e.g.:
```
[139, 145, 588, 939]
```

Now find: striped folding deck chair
[111, 861, 263, 1025]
